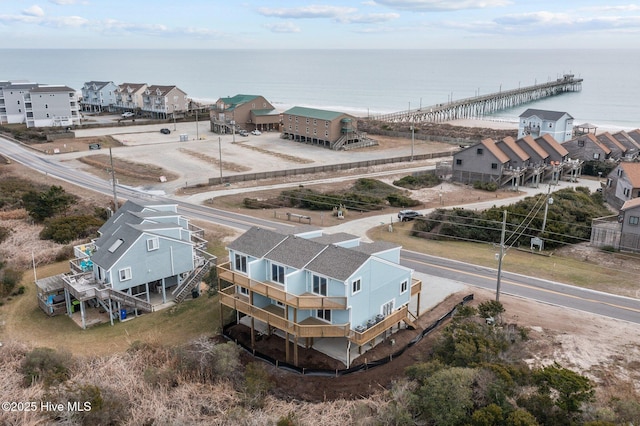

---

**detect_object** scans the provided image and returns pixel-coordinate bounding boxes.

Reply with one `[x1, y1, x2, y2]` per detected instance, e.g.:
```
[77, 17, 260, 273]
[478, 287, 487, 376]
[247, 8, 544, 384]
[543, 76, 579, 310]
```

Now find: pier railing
[371, 74, 583, 123]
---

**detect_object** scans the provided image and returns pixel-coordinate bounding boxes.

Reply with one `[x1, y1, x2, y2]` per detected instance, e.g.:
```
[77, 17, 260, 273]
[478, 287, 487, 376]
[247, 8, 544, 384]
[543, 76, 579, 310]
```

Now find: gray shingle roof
[519, 108, 572, 121]
[227, 227, 288, 258]
[264, 236, 327, 269]
[91, 223, 143, 269]
[305, 245, 370, 281]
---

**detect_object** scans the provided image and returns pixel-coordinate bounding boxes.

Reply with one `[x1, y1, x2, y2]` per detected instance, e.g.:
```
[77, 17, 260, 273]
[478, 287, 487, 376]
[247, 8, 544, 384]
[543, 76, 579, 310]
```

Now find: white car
[250, 129, 261, 135]
[121, 111, 135, 118]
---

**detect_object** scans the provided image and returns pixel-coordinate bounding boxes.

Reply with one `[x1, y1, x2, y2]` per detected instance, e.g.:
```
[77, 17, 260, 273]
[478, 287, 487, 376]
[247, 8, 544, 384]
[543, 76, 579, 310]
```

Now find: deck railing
[349, 305, 411, 346]
[218, 262, 347, 310]
[219, 287, 350, 338]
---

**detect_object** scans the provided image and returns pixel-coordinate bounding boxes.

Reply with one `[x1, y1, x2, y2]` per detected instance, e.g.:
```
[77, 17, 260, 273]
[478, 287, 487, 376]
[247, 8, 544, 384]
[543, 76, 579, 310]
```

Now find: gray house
[452, 138, 510, 185]
[36, 200, 215, 329]
[80, 81, 118, 113]
[611, 131, 640, 160]
[518, 109, 574, 142]
[596, 132, 628, 160]
[603, 162, 640, 210]
[561, 133, 611, 162]
[26, 85, 81, 128]
[591, 198, 640, 253]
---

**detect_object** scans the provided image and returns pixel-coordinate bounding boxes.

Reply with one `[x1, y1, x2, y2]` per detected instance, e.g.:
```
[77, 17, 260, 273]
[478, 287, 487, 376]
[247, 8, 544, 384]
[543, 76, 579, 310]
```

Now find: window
[119, 267, 132, 281]
[271, 263, 285, 284]
[476, 148, 484, 155]
[624, 188, 631, 197]
[400, 280, 408, 294]
[238, 286, 249, 296]
[352, 278, 361, 294]
[491, 163, 498, 169]
[630, 216, 639, 225]
[234, 254, 247, 273]
[147, 237, 159, 251]
[312, 275, 327, 296]
[325, 121, 329, 128]
[289, 115, 292, 121]
[578, 140, 584, 147]
[306, 117, 309, 124]
[593, 153, 600, 160]
[306, 127, 309, 134]
[325, 130, 329, 137]
[317, 309, 331, 322]
[456, 159, 462, 165]
[313, 119, 317, 125]
[381, 300, 394, 316]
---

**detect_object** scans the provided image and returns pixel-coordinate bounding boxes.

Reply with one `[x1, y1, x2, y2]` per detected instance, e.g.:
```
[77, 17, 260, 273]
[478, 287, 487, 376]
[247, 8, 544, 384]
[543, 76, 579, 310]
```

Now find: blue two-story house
[217, 227, 422, 367]
[37, 200, 214, 329]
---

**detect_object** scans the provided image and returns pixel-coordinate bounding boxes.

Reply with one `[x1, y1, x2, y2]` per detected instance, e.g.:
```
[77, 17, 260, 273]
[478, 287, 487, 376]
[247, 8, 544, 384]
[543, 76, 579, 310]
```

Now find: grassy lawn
[369, 221, 639, 297]
[0, 262, 220, 356]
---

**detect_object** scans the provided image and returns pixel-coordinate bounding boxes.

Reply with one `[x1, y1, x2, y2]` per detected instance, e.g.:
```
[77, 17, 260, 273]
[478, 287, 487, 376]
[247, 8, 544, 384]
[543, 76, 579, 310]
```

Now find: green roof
[219, 94, 260, 109]
[283, 106, 349, 121]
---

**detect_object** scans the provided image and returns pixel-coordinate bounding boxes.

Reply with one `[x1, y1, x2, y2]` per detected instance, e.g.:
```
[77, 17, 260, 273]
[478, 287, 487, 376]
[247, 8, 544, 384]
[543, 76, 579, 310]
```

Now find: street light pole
[173, 104, 177, 131]
[196, 108, 199, 140]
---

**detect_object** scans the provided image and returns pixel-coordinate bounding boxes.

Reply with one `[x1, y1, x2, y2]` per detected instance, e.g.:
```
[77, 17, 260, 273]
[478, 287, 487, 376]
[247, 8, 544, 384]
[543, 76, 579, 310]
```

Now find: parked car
[238, 130, 249, 137]
[121, 111, 135, 118]
[88, 143, 101, 150]
[398, 210, 423, 222]
[251, 129, 262, 135]
[160, 128, 171, 134]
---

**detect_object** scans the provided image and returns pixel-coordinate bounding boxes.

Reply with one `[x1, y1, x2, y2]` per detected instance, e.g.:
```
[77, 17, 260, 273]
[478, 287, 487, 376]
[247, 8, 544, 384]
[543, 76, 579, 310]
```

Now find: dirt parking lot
[42, 122, 458, 194]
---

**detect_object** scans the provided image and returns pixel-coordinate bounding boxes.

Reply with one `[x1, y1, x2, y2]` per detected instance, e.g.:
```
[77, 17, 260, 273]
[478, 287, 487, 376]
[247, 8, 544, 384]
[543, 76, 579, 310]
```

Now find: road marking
[402, 256, 640, 315]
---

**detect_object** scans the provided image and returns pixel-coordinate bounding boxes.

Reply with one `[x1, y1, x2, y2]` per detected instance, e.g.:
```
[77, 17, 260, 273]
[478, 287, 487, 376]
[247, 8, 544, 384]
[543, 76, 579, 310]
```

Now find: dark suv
[398, 210, 422, 222]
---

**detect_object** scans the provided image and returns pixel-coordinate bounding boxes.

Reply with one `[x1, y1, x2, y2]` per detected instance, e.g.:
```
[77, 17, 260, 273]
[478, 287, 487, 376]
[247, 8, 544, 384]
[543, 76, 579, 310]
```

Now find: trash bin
[120, 309, 127, 320]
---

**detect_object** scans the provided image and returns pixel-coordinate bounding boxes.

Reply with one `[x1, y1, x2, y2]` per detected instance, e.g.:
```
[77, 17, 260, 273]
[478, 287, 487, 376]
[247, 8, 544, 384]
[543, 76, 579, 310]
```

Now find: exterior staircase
[330, 134, 348, 150]
[172, 253, 215, 304]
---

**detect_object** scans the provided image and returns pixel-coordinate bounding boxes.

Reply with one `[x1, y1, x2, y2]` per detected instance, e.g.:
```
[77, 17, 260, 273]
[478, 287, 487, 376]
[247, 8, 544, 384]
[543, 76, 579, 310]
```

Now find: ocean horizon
[2, 48, 639, 130]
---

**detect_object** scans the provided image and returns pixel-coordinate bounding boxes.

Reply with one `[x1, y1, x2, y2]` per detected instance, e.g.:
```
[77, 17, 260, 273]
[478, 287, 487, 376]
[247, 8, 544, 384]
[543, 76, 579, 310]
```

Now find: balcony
[349, 304, 414, 346]
[219, 287, 350, 338]
[218, 262, 347, 310]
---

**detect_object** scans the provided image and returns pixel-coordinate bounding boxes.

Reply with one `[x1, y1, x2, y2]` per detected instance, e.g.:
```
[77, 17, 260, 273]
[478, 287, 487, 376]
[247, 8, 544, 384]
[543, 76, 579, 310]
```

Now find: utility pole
[410, 125, 415, 162]
[496, 210, 507, 302]
[195, 108, 199, 140]
[218, 137, 223, 184]
[541, 186, 553, 233]
[109, 147, 118, 211]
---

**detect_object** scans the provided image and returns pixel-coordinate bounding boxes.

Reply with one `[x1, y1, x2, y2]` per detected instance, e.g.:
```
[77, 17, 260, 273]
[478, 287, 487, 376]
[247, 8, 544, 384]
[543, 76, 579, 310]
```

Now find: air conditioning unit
[355, 325, 366, 333]
[366, 319, 377, 329]
[375, 314, 385, 323]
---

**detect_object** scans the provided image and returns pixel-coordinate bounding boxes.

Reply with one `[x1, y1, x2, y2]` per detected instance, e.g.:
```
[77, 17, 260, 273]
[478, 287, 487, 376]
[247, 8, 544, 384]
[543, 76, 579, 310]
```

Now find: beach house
[561, 133, 612, 162]
[80, 81, 118, 113]
[36, 200, 215, 329]
[141, 85, 189, 119]
[602, 162, 640, 210]
[281, 106, 374, 150]
[518, 109, 574, 142]
[210, 94, 280, 134]
[217, 227, 422, 367]
[0, 81, 80, 128]
[452, 134, 578, 187]
[115, 83, 148, 113]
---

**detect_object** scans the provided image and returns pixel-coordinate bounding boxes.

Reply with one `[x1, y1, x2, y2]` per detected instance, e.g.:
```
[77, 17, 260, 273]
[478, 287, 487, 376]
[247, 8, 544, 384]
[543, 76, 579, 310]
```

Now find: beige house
[115, 83, 147, 113]
[210, 94, 280, 134]
[142, 85, 189, 119]
[282, 106, 373, 150]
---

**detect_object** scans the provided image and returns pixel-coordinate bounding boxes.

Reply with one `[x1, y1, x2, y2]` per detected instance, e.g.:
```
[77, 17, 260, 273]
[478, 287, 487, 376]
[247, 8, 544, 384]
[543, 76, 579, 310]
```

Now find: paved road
[2, 135, 638, 325]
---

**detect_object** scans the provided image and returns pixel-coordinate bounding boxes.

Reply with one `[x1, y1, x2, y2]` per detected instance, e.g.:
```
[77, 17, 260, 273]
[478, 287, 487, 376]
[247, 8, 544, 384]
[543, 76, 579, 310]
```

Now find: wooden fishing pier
[371, 74, 583, 123]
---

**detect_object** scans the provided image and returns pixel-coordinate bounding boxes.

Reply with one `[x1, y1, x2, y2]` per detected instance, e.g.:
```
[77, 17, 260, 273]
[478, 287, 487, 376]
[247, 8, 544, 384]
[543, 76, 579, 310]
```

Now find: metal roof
[283, 106, 350, 121]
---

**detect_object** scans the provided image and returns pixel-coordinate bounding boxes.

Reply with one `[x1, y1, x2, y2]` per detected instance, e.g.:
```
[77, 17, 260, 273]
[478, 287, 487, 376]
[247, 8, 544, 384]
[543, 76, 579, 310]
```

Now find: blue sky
[1, 0, 639, 49]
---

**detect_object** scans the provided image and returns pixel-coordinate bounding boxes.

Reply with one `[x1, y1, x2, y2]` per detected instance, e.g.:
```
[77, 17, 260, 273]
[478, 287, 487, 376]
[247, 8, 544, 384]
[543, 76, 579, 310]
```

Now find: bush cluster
[243, 178, 420, 212]
[413, 187, 610, 249]
[40, 215, 104, 244]
[397, 301, 600, 425]
[472, 181, 499, 191]
[393, 173, 442, 190]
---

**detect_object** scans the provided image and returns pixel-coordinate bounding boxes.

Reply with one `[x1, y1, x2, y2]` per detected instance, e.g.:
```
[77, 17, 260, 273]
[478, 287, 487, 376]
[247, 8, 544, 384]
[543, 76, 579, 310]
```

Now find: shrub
[20, 347, 73, 387]
[51, 383, 129, 425]
[386, 193, 421, 208]
[22, 185, 77, 222]
[0, 267, 23, 298]
[242, 362, 273, 409]
[473, 181, 499, 191]
[40, 214, 104, 244]
[393, 173, 442, 189]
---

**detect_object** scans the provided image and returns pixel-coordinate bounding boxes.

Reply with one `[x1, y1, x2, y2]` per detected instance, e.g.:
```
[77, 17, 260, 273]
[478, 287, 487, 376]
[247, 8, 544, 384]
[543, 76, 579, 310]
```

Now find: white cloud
[258, 5, 358, 19]
[337, 12, 400, 24]
[23, 5, 45, 17]
[373, 0, 511, 11]
[264, 21, 301, 33]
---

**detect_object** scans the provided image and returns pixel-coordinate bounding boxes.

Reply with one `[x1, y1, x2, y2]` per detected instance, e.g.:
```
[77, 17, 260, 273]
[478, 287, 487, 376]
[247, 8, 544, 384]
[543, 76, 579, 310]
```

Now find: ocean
[2, 48, 638, 130]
